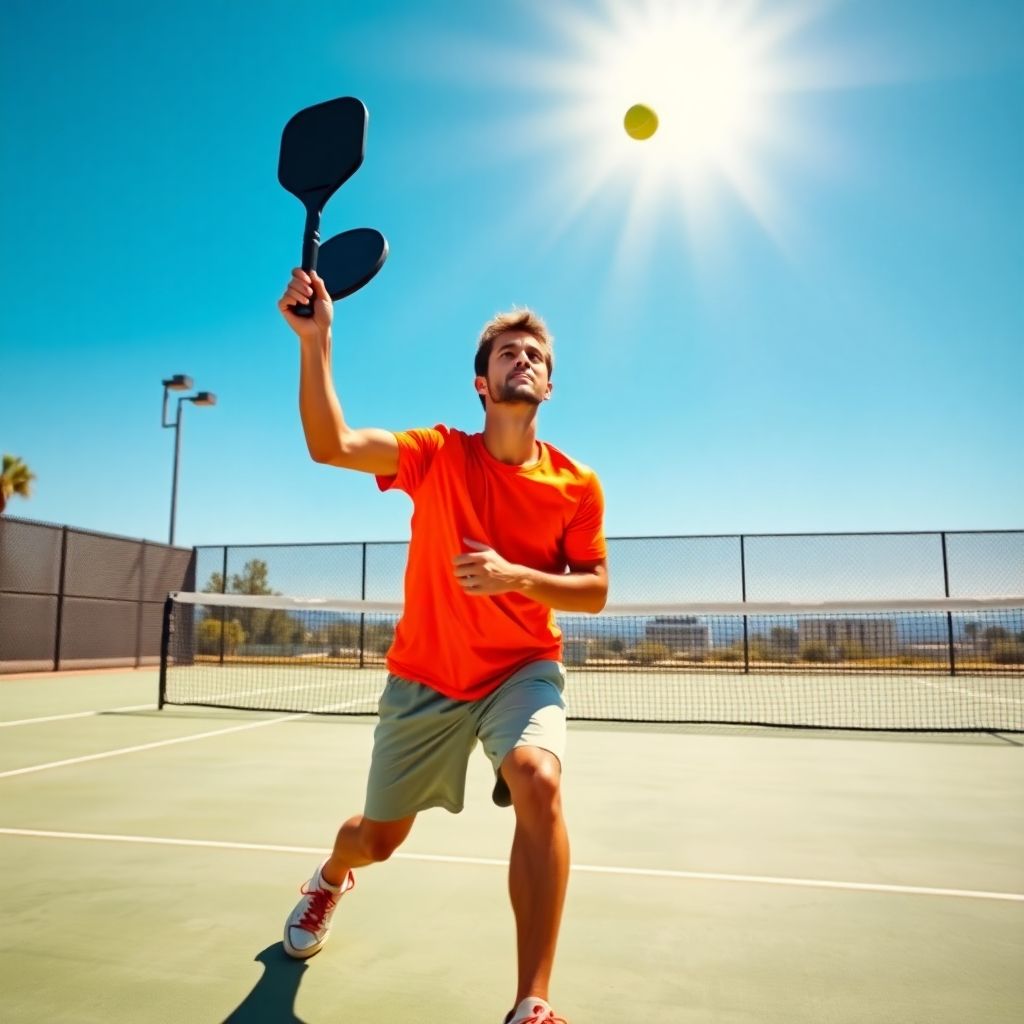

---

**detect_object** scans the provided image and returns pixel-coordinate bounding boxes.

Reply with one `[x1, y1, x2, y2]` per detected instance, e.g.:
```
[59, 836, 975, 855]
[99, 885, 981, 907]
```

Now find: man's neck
[481, 410, 540, 466]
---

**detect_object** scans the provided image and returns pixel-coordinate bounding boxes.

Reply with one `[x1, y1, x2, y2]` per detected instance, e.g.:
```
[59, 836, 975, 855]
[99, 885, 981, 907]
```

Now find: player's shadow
[222, 943, 309, 1023]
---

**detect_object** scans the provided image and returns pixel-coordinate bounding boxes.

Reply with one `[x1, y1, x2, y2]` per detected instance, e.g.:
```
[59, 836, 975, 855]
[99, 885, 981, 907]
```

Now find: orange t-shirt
[375, 425, 606, 700]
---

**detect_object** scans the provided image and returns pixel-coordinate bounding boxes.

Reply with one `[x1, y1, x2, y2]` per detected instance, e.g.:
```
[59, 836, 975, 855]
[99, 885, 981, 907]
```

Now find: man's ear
[543, 380, 553, 401]
[475, 376, 488, 396]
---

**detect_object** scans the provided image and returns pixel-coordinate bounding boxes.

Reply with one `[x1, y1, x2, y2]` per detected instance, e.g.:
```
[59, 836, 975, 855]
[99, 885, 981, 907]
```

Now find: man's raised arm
[278, 268, 399, 476]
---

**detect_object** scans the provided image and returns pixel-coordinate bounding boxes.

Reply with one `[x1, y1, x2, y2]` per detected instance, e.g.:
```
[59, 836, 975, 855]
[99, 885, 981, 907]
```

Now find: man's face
[479, 330, 552, 407]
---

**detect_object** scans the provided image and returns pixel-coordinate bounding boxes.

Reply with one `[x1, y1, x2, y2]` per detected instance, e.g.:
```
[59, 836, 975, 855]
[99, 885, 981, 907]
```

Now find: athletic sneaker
[503, 997, 568, 1024]
[282, 862, 355, 959]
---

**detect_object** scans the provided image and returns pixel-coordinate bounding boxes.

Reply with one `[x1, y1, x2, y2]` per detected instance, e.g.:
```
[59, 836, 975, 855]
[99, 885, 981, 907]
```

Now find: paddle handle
[292, 211, 321, 319]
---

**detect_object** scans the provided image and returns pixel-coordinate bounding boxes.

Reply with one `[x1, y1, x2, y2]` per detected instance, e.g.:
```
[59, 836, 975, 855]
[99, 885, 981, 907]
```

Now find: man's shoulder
[541, 440, 600, 482]
[415, 424, 475, 442]
[398, 423, 461, 444]
[397, 425, 481, 463]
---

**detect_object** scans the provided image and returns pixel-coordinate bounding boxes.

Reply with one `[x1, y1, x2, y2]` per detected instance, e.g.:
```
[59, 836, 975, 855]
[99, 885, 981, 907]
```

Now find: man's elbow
[585, 582, 609, 614]
[306, 431, 353, 465]
[307, 442, 340, 465]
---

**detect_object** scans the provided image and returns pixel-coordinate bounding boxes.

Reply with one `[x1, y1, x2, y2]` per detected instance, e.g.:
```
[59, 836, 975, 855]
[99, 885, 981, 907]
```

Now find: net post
[740, 535, 750, 674]
[941, 532, 957, 677]
[158, 595, 173, 709]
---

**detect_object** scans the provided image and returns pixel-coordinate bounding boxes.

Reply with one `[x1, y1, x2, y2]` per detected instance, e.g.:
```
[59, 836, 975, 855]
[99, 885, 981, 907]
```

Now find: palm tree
[0, 454, 36, 514]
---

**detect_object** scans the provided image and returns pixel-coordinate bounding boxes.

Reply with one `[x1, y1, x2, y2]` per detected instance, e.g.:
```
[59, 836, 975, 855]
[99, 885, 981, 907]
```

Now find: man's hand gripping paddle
[278, 97, 387, 314]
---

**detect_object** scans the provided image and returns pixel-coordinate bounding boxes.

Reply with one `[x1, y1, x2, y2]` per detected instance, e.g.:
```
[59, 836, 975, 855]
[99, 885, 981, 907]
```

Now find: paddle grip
[292, 219, 321, 319]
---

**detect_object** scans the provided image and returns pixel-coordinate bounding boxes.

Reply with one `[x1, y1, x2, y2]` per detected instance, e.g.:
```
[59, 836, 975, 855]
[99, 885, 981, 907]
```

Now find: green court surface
[1, 669, 1022, 1023]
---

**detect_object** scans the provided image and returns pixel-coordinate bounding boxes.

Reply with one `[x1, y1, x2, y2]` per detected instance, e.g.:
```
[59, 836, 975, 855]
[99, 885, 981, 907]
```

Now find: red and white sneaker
[282, 861, 355, 959]
[503, 997, 568, 1024]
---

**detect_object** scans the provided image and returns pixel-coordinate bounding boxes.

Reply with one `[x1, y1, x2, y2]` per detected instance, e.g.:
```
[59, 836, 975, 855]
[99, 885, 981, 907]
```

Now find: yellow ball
[624, 103, 658, 140]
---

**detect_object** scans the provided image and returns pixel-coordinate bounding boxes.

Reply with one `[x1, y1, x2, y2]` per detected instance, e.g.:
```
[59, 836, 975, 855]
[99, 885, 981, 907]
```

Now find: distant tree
[229, 560, 275, 595]
[800, 642, 830, 663]
[198, 618, 245, 655]
[0, 454, 36, 514]
[983, 626, 1009, 641]
[204, 572, 226, 594]
[365, 621, 397, 655]
[323, 620, 360, 657]
[992, 641, 1024, 665]
[982, 626, 1010, 650]
[200, 559, 296, 648]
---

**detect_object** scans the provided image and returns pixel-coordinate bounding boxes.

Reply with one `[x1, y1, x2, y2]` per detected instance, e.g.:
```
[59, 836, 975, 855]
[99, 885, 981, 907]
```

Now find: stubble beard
[489, 379, 543, 406]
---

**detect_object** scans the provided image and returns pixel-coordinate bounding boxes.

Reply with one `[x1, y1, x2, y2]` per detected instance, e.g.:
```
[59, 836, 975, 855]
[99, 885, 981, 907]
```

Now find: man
[277, 268, 608, 1024]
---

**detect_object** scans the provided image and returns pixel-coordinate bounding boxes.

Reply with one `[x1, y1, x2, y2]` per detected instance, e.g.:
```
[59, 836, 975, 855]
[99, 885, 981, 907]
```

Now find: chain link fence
[3, 518, 1019, 675]
[0, 516, 194, 673]
[191, 530, 1023, 605]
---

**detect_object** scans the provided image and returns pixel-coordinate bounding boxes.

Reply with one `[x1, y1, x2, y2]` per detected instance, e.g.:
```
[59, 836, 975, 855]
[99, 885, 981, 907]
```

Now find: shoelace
[296, 882, 338, 931]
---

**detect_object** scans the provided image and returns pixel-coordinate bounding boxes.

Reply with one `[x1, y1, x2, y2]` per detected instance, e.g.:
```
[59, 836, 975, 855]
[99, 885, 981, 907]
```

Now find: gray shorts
[363, 659, 567, 821]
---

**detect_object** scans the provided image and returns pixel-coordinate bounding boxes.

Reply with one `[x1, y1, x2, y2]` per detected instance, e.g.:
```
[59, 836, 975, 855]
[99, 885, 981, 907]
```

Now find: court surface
[2, 669, 1022, 1023]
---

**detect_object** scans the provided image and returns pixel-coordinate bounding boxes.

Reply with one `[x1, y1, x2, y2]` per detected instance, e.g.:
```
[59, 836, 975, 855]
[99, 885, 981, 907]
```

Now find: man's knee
[502, 748, 563, 812]
[359, 816, 413, 862]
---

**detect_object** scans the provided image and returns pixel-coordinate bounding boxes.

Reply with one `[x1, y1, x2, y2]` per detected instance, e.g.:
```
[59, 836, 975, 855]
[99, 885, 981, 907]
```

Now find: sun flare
[482, 0, 851, 267]
[420, 0, 864, 280]
[598, 7, 766, 170]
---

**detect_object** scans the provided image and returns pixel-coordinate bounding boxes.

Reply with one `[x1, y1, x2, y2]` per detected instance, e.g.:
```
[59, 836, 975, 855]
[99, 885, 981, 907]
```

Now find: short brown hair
[474, 308, 554, 387]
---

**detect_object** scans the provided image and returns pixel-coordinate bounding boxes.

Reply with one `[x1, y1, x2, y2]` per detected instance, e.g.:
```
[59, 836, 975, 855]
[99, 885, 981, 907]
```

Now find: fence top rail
[1, 515, 189, 550]
[190, 528, 1023, 550]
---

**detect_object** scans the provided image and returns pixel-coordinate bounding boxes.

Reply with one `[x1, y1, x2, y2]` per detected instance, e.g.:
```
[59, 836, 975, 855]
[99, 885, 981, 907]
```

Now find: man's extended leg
[501, 746, 570, 1006]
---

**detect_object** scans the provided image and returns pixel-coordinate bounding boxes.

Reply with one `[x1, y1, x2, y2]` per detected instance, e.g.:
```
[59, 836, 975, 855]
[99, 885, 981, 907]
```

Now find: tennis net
[159, 592, 1024, 731]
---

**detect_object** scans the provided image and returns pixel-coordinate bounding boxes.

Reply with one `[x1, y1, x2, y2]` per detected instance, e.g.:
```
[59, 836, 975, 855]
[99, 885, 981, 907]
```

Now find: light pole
[161, 375, 216, 545]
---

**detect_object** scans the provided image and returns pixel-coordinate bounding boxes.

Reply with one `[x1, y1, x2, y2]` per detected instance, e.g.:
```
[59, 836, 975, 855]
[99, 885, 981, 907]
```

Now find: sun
[411, 0, 865, 281]
[596, 4, 766, 170]
[469, 0, 851, 270]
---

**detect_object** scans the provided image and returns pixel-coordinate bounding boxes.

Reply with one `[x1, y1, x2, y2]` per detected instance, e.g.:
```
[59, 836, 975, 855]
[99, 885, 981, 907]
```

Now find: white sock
[315, 864, 342, 892]
[509, 997, 552, 1023]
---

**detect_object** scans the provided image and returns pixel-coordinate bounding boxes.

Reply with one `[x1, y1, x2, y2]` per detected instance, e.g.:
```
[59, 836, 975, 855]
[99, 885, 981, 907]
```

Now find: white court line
[0, 827, 1020, 903]
[911, 676, 1024, 708]
[0, 699, 366, 779]
[0, 704, 156, 728]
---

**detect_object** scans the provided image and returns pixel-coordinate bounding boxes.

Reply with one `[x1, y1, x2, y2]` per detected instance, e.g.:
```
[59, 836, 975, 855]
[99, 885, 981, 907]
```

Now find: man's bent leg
[501, 746, 570, 1006]
[322, 813, 417, 885]
[284, 814, 416, 959]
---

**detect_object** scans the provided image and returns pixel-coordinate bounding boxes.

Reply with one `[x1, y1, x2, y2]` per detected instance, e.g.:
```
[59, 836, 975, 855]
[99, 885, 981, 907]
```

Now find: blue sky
[2, 0, 1021, 549]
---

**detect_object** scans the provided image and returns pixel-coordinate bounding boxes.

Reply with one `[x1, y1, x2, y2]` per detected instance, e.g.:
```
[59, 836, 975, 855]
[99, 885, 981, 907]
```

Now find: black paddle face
[279, 97, 368, 316]
[278, 97, 367, 213]
[318, 228, 389, 301]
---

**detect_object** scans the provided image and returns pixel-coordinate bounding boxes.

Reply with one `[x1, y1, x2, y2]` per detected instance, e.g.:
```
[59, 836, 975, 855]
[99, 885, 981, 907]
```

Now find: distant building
[798, 617, 896, 655]
[644, 616, 710, 654]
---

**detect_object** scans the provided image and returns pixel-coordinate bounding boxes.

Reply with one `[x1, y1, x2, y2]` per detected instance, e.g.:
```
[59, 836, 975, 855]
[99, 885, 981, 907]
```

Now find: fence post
[941, 532, 956, 677]
[135, 542, 146, 668]
[740, 535, 749, 674]
[53, 526, 69, 671]
[358, 543, 367, 669]
[218, 546, 228, 666]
